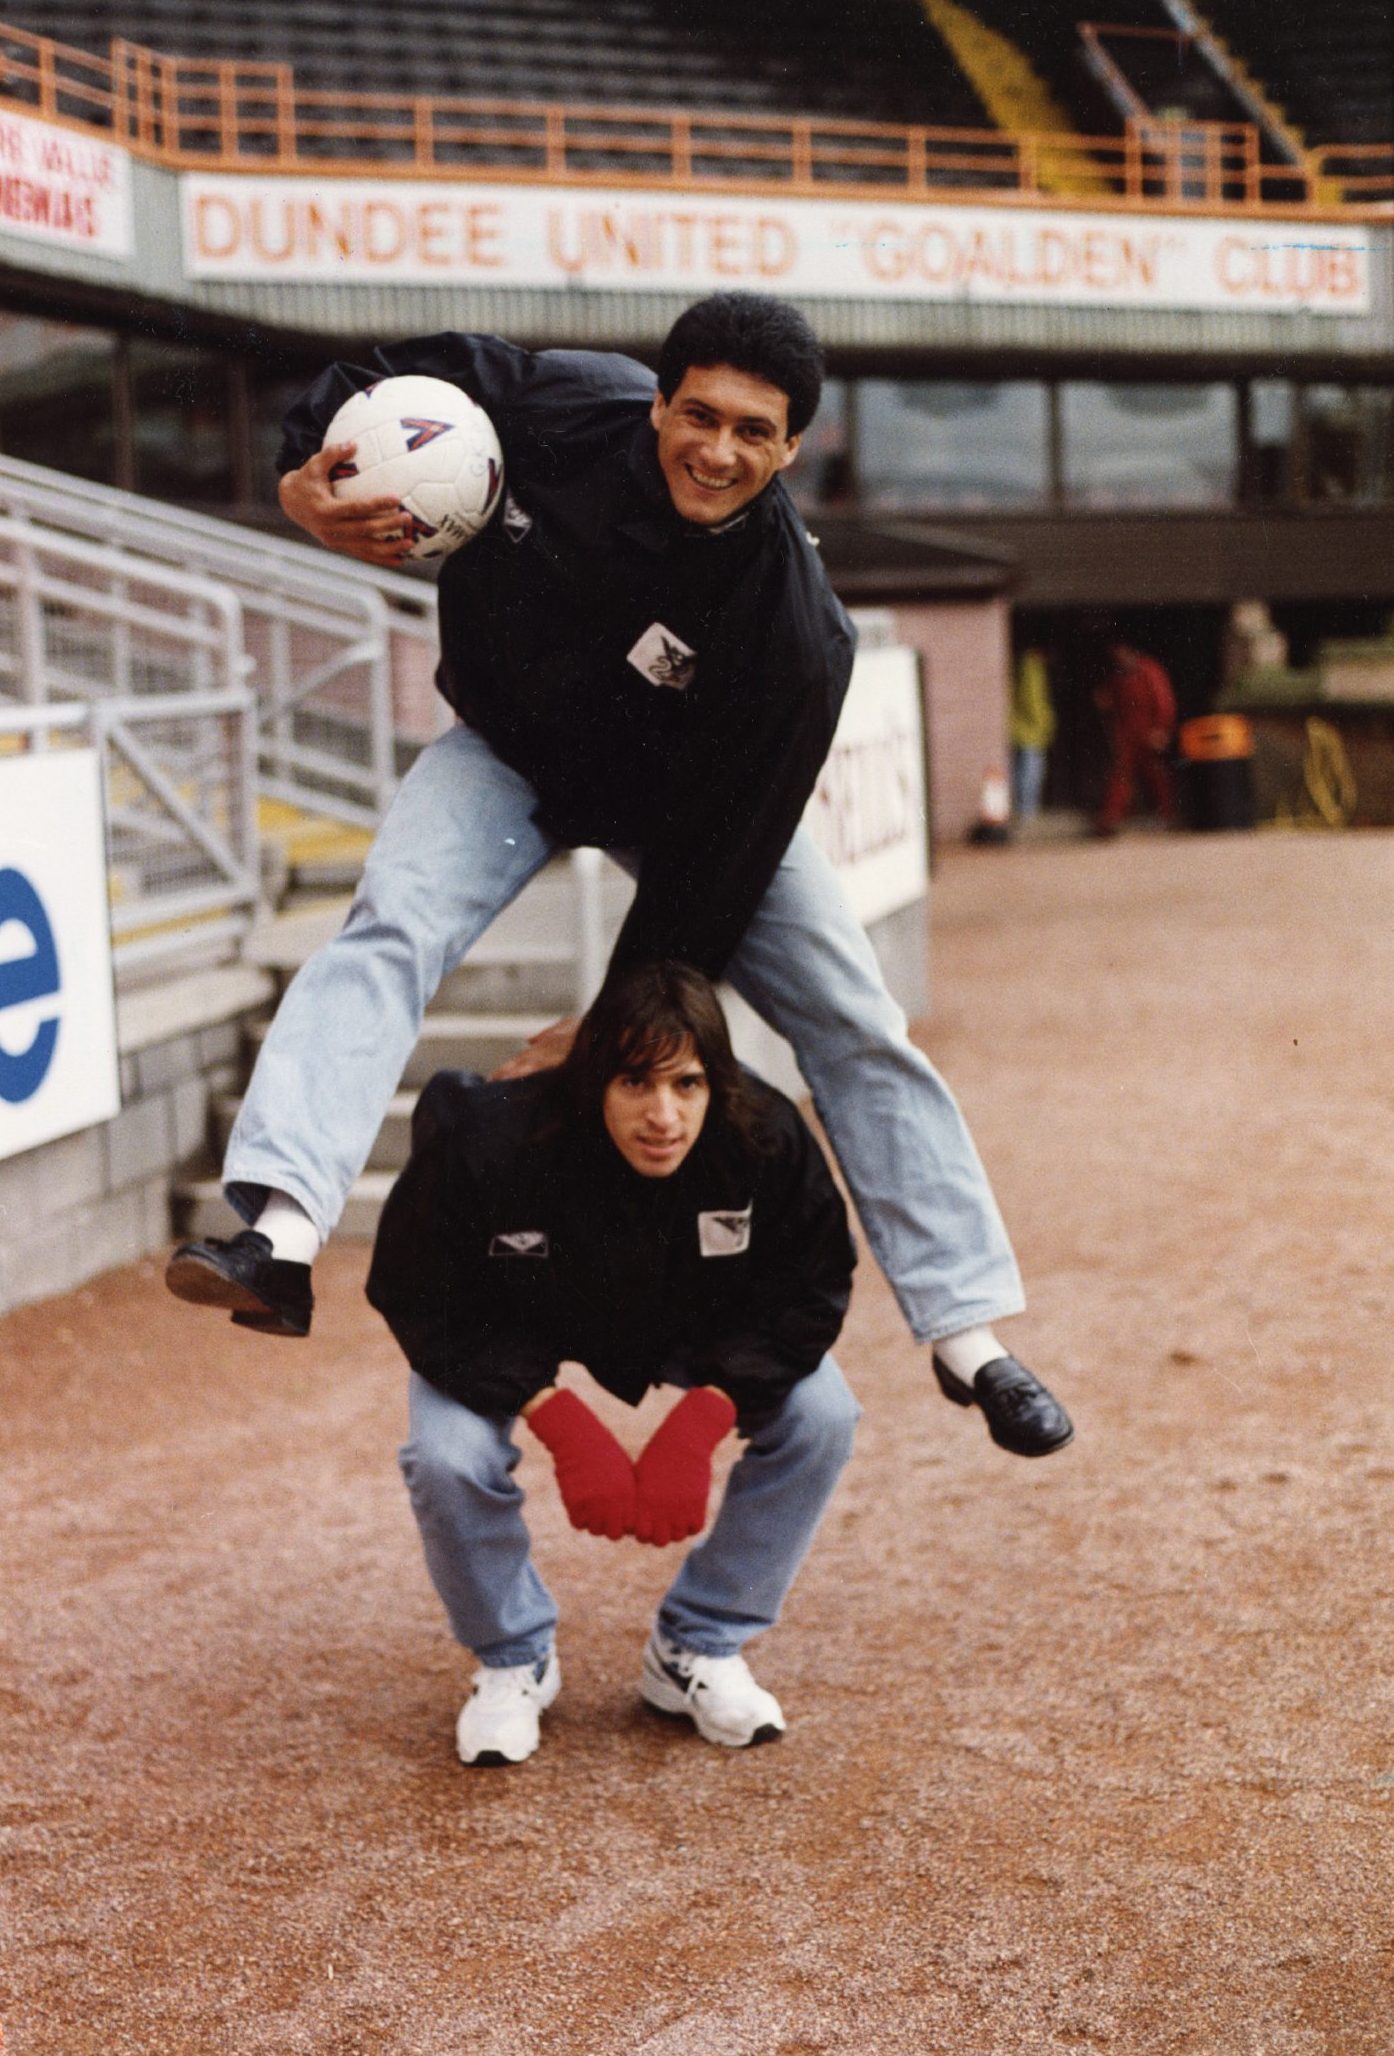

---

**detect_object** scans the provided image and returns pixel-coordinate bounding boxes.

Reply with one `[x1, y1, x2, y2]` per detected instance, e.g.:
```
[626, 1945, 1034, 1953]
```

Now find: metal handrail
[0, 457, 441, 825]
[0, 455, 431, 615]
[0, 671, 260, 973]
[0, 16, 1388, 214]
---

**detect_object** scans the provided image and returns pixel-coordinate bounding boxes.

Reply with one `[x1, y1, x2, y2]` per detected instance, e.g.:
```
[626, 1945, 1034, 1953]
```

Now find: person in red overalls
[1094, 642, 1178, 837]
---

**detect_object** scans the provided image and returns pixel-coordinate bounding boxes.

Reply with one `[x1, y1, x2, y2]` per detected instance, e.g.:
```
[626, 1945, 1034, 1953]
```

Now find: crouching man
[367, 960, 860, 1765]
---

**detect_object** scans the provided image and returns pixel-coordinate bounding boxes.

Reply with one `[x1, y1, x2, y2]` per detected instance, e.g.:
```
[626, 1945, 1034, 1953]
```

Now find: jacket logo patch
[489, 1230, 549, 1258]
[502, 492, 533, 542]
[628, 622, 697, 691]
[698, 1206, 752, 1258]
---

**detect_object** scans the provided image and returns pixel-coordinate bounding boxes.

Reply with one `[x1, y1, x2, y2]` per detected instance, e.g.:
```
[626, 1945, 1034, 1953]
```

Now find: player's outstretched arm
[279, 442, 415, 566]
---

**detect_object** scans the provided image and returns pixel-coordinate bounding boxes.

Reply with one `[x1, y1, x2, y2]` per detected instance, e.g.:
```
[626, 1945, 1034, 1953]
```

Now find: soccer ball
[323, 374, 504, 561]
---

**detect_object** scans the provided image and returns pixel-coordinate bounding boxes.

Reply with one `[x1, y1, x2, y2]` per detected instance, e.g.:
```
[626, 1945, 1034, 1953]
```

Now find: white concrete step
[173, 1172, 395, 1244]
[246, 900, 588, 1013]
[248, 855, 636, 1001]
[214, 1089, 419, 1172]
[245, 1011, 553, 1089]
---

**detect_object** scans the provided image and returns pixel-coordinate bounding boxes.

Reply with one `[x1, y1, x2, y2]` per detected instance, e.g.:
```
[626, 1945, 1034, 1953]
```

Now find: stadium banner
[0, 750, 120, 1162]
[0, 108, 133, 260]
[181, 174, 1371, 315]
[806, 643, 926, 927]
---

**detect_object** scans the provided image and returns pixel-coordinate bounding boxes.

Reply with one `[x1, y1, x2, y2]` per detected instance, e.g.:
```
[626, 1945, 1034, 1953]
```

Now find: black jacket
[279, 334, 856, 979]
[365, 1069, 856, 1419]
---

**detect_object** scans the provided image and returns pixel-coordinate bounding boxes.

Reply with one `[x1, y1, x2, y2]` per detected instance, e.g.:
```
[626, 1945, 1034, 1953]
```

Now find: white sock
[933, 1325, 1007, 1382]
[254, 1191, 322, 1265]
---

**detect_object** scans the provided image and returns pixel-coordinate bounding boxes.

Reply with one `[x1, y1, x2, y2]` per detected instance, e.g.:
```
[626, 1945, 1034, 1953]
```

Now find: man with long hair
[367, 961, 859, 1765]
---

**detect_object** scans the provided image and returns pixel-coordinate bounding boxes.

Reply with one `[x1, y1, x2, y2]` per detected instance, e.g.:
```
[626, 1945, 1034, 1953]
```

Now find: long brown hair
[556, 960, 773, 1153]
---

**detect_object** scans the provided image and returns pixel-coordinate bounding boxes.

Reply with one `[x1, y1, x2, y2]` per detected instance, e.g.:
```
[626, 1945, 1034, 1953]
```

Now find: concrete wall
[0, 966, 272, 1316]
[892, 597, 1013, 845]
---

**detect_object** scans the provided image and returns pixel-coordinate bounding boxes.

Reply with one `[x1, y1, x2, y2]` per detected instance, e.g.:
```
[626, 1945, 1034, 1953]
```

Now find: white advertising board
[0, 109, 133, 260]
[805, 644, 927, 926]
[181, 173, 1370, 316]
[0, 750, 120, 1162]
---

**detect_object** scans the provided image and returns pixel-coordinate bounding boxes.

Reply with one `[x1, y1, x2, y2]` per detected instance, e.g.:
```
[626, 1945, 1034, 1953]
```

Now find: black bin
[1178, 715, 1256, 832]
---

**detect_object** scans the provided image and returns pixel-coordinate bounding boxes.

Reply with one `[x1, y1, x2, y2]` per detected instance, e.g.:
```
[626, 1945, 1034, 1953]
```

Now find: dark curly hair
[556, 960, 773, 1154]
[657, 292, 824, 437]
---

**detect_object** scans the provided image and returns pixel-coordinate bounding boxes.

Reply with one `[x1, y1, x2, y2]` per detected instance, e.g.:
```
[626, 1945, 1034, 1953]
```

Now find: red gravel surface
[4, 829, 1394, 2055]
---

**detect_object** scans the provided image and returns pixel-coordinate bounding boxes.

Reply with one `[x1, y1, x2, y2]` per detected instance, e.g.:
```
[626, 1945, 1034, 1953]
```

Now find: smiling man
[167, 291, 1071, 1465]
[650, 359, 795, 524]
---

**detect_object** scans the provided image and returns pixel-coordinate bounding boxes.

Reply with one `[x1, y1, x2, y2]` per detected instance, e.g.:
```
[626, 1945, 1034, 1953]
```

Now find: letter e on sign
[1, 749, 119, 1160]
[0, 867, 60, 1104]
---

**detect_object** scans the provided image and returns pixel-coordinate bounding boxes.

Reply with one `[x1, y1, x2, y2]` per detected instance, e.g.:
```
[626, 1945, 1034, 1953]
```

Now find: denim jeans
[1011, 744, 1047, 822]
[225, 721, 1023, 1341]
[398, 1358, 861, 1665]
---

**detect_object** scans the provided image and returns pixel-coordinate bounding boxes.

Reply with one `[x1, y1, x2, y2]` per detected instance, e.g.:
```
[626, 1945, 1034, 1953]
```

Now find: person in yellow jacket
[1010, 647, 1056, 822]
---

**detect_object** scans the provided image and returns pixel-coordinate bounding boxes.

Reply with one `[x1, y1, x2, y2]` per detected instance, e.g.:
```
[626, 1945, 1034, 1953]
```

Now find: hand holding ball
[321, 375, 504, 562]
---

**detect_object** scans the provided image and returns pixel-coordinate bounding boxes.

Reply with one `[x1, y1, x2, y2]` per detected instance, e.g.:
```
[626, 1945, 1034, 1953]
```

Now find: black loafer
[932, 1352, 1073, 1458]
[165, 1229, 313, 1339]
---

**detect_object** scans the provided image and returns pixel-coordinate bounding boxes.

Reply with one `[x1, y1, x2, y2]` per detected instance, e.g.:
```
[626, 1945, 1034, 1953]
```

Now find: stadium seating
[919, 0, 1316, 199]
[936, 0, 1171, 135]
[13, 0, 1384, 193]
[4, 0, 988, 132]
[1198, 0, 1393, 147]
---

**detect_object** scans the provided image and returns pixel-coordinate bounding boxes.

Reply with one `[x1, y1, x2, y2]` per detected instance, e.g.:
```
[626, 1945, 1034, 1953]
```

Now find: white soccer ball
[323, 374, 504, 561]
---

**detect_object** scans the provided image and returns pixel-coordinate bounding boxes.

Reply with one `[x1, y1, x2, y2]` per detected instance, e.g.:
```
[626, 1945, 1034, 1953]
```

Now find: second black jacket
[365, 1069, 856, 1419]
[279, 334, 857, 980]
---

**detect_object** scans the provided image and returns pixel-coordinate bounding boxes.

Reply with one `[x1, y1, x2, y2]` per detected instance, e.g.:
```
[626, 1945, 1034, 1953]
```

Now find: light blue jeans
[398, 1358, 861, 1664]
[226, 721, 1023, 1341]
[1012, 744, 1048, 822]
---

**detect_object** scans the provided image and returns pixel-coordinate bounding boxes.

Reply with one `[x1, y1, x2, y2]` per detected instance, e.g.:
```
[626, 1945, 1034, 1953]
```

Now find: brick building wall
[0, 966, 272, 1315]
[891, 598, 1012, 845]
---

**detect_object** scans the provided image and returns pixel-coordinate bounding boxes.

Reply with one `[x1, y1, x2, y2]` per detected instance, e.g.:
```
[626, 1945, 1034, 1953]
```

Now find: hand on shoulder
[490, 1015, 581, 1081]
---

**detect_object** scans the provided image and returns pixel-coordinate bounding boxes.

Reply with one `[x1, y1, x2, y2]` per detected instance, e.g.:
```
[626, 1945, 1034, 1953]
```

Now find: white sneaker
[640, 1631, 785, 1748]
[456, 1651, 561, 1766]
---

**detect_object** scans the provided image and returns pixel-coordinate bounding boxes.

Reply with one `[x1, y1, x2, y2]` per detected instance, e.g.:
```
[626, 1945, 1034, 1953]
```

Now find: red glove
[633, 1388, 737, 1547]
[526, 1389, 636, 1541]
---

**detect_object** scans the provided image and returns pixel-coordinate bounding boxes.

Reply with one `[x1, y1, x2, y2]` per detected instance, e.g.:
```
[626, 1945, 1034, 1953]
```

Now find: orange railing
[0, 19, 1389, 212]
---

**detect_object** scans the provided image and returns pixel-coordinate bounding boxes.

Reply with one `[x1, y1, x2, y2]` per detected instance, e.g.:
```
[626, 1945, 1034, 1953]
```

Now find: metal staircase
[173, 855, 638, 1241]
[0, 454, 626, 1242]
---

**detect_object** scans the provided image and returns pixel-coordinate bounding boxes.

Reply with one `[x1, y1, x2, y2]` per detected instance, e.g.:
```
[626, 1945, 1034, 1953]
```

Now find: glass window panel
[858, 381, 1050, 510]
[786, 379, 851, 509]
[1249, 380, 1294, 503]
[251, 371, 316, 507]
[1303, 385, 1394, 504]
[0, 315, 117, 484]
[131, 341, 233, 504]
[1061, 382, 1237, 508]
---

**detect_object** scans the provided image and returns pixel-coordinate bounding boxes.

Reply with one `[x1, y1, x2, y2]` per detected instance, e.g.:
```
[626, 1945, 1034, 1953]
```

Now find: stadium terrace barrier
[0, 685, 259, 973]
[0, 522, 260, 968]
[0, 463, 612, 1011]
[0, 18, 1388, 212]
[0, 458, 442, 829]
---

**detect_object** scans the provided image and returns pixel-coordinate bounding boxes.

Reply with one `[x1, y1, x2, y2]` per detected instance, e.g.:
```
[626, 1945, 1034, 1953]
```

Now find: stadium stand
[920, 0, 1313, 197]
[1083, 21, 1248, 127]
[0, 0, 989, 132]
[1196, 0, 1394, 148]
[929, 0, 1171, 135]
